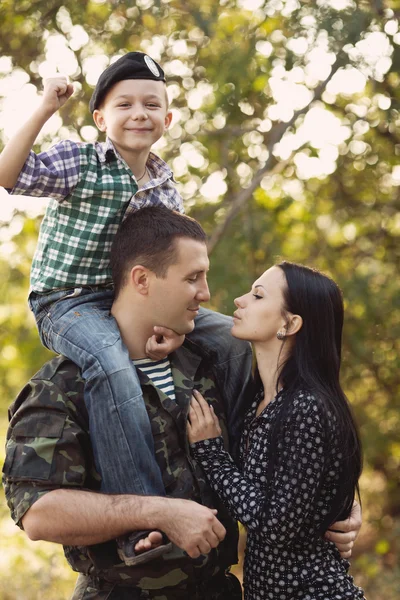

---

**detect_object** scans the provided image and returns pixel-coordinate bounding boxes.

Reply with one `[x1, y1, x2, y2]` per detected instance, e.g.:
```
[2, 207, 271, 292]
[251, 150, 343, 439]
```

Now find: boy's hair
[111, 207, 207, 298]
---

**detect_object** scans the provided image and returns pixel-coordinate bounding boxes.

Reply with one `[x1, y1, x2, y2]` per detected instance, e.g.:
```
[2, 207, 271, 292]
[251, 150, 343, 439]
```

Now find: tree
[0, 1, 399, 597]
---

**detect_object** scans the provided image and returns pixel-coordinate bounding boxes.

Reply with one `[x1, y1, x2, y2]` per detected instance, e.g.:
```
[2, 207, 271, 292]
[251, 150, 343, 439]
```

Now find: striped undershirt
[133, 357, 176, 401]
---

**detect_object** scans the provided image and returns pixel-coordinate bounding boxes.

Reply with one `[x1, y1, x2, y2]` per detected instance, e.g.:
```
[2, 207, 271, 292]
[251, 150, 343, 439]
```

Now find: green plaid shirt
[11, 138, 183, 292]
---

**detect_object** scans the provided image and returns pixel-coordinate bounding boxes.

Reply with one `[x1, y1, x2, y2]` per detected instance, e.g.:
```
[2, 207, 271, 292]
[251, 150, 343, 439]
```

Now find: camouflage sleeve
[2, 377, 91, 528]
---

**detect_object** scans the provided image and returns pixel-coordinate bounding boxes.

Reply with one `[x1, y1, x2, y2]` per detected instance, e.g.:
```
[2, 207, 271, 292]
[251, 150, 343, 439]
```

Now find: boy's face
[93, 79, 172, 155]
[148, 238, 211, 335]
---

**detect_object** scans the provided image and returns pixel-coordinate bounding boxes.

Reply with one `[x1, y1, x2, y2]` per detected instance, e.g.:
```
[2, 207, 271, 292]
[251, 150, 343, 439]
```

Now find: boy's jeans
[29, 286, 253, 495]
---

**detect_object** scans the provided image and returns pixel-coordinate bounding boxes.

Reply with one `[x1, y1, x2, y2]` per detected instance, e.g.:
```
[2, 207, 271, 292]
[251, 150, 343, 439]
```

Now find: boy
[0, 52, 253, 564]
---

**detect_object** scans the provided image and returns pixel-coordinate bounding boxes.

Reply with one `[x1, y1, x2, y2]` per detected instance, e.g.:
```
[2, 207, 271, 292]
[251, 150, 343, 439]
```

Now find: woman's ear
[285, 314, 303, 336]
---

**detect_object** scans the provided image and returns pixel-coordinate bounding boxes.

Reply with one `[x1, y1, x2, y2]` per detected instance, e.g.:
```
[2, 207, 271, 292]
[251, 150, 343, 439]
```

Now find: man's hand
[187, 389, 222, 444]
[324, 501, 362, 558]
[160, 498, 226, 558]
[41, 77, 74, 116]
[145, 326, 185, 360]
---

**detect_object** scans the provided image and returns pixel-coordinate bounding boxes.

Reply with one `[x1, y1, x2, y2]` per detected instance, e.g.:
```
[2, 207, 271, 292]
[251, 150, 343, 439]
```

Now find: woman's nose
[234, 296, 244, 308]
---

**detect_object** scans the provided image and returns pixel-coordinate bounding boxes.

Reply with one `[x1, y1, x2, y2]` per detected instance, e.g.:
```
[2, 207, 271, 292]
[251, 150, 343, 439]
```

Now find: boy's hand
[145, 326, 185, 360]
[41, 77, 74, 115]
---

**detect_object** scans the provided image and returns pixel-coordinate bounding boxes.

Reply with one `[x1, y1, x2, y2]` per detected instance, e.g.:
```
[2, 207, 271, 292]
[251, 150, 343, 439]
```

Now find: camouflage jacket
[2, 342, 239, 596]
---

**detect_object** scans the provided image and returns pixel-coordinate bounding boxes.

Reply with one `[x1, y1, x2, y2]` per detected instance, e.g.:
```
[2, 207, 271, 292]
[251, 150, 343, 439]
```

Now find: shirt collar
[100, 138, 174, 180]
[95, 138, 117, 163]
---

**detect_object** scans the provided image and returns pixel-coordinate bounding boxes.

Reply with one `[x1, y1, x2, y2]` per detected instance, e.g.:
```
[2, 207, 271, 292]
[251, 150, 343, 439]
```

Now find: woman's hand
[187, 389, 222, 444]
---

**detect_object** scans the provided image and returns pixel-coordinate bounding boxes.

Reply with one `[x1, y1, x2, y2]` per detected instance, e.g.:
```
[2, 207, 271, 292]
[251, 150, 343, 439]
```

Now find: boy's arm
[0, 77, 73, 189]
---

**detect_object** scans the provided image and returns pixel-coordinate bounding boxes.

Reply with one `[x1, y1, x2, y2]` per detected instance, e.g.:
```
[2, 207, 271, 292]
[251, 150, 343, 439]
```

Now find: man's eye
[188, 277, 197, 283]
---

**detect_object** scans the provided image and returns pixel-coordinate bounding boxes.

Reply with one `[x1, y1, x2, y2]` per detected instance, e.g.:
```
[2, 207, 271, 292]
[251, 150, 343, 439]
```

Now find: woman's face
[232, 266, 288, 343]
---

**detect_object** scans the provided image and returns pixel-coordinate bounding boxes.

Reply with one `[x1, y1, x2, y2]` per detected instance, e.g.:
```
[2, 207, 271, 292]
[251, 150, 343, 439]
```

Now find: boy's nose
[131, 108, 148, 120]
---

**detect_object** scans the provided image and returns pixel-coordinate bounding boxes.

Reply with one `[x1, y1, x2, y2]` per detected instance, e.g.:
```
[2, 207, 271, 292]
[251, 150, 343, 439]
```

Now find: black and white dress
[191, 389, 365, 600]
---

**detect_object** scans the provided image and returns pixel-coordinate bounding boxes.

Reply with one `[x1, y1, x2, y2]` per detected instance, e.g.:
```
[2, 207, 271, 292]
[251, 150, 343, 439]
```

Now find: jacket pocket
[3, 412, 66, 481]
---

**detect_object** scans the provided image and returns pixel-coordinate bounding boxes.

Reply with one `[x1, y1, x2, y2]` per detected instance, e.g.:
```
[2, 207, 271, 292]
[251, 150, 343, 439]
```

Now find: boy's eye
[147, 103, 160, 108]
[118, 103, 130, 108]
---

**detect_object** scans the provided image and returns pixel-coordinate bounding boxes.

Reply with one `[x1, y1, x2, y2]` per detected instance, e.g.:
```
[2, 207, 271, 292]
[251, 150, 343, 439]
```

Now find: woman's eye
[253, 294, 263, 299]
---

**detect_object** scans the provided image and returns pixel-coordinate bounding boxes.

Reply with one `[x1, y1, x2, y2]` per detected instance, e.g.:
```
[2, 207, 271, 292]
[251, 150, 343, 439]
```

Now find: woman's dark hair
[262, 261, 362, 534]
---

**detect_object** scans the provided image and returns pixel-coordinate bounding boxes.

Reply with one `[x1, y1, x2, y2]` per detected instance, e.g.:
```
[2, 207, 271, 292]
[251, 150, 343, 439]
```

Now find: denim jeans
[29, 287, 253, 494]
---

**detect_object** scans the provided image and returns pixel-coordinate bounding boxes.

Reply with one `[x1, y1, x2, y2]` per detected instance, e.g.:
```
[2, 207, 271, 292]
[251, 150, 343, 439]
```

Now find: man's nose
[197, 281, 211, 303]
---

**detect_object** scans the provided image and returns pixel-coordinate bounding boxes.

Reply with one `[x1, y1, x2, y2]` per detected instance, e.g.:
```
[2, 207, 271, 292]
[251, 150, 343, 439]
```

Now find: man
[3, 207, 361, 599]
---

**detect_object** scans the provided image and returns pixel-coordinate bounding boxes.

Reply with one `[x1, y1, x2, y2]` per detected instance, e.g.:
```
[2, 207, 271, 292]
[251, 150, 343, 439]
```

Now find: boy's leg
[29, 288, 165, 497]
[187, 307, 253, 461]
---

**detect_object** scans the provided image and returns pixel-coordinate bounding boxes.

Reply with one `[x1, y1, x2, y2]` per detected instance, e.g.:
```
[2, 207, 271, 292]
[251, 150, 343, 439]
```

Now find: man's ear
[93, 109, 107, 132]
[285, 314, 303, 336]
[130, 266, 151, 295]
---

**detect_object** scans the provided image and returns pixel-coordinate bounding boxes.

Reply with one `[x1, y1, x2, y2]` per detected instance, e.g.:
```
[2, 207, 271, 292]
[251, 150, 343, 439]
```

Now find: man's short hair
[111, 207, 207, 298]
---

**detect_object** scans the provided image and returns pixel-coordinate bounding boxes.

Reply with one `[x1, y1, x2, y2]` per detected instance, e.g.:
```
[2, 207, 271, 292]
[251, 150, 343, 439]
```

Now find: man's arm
[4, 368, 224, 560]
[324, 501, 362, 559]
[0, 77, 73, 189]
[21, 488, 226, 559]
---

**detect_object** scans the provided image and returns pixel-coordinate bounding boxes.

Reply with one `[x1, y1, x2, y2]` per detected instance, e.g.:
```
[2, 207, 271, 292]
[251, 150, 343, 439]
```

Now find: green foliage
[0, 0, 399, 597]
[0, 488, 75, 600]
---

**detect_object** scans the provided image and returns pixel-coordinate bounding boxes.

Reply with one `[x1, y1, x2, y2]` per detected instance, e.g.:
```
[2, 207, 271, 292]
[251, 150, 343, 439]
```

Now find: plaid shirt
[11, 138, 184, 292]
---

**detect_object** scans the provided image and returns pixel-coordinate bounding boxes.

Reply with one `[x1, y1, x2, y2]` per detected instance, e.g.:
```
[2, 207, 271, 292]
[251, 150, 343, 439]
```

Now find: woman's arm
[189, 391, 327, 547]
[189, 390, 361, 555]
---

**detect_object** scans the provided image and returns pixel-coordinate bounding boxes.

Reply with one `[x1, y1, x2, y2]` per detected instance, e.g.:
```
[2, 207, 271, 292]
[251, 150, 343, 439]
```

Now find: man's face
[149, 238, 210, 334]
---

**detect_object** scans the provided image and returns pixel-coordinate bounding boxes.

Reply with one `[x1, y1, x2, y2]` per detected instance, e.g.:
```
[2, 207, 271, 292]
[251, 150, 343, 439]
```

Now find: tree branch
[207, 54, 345, 253]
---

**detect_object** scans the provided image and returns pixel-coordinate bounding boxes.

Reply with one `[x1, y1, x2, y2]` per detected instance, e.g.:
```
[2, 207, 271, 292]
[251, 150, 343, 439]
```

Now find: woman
[188, 261, 365, 600]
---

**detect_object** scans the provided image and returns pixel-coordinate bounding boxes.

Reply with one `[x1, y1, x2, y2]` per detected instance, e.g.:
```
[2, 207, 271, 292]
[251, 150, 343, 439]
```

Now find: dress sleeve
[191, 397, 327, 547]
[10, 139, 81, 201]
[2, 378, 91, 527]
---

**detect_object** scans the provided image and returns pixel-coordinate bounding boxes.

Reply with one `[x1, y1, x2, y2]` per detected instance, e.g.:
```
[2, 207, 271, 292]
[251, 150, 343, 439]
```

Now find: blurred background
[0, 0, 399, 598]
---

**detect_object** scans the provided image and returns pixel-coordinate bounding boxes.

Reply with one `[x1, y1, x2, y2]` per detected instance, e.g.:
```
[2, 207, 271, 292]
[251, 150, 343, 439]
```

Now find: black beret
[89, 52, 166, 113]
